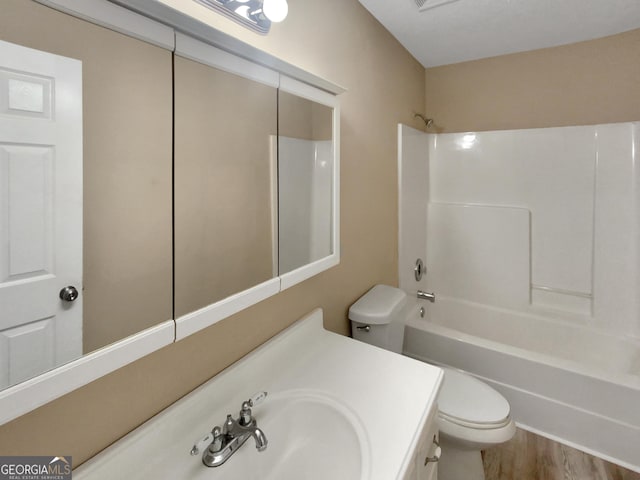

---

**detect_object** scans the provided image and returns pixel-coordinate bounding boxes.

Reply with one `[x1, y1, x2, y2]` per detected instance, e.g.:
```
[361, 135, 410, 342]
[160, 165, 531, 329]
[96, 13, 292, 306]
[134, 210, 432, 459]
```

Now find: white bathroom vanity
[74, 309, 443, 480]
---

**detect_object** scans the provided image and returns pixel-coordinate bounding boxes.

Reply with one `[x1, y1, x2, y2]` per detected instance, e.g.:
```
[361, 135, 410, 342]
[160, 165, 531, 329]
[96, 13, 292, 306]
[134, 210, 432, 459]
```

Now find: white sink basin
[202, 391, 370, 480]
[74, 309, 441, 480]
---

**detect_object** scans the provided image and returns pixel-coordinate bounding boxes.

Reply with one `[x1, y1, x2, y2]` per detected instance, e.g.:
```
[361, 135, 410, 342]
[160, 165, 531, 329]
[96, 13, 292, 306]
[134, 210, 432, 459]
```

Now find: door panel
[0, 317, 55, 387]
[0, 39, 82, 389]
[3, 145, 54, 278]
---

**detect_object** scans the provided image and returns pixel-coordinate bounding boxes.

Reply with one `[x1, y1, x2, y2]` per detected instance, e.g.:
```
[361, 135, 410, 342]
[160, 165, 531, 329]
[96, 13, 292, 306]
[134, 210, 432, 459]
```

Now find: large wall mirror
[0, 0, 173, 393]
[0, 0, 341, 424]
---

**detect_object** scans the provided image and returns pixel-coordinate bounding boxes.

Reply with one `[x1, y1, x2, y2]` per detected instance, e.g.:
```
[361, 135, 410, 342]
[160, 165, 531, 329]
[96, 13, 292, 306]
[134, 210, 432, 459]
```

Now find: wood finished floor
[482, 429, 640, 480]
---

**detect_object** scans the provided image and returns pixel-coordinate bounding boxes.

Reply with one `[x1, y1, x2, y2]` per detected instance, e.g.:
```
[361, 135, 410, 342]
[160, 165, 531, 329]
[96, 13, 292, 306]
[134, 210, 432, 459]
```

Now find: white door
[0, 39, 82, 389]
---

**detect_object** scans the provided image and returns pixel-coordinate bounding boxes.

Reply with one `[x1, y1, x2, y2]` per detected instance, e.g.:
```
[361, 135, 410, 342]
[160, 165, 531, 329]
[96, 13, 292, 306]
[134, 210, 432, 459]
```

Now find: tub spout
[417, 290, 436, 303]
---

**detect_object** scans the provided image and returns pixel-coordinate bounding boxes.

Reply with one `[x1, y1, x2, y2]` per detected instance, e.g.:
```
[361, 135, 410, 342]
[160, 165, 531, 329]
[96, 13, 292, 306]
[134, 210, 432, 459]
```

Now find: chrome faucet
[417, 290, 436, 303]
[191, 392, 268, 467]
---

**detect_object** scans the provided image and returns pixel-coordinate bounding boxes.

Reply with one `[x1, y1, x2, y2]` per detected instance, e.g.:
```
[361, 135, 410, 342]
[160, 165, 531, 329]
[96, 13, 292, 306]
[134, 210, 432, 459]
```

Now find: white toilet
[349, 285, 516, 480]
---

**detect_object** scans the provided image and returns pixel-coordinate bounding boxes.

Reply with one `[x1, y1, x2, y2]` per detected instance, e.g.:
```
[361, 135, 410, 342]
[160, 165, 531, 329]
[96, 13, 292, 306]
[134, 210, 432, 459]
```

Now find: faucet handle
[190, 428, 215, 456]
[190, 426, 223, 456]
[248, 391, 268, 407]
[223, 414, 235, 434]
[239, 403, 252, 426]
[239, 391, 268, 426]
[210, 426, 223, 452]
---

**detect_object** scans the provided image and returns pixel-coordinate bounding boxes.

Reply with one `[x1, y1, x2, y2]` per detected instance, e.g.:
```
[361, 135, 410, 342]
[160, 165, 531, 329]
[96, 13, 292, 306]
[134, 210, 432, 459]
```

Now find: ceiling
[358, 0, 640, 68]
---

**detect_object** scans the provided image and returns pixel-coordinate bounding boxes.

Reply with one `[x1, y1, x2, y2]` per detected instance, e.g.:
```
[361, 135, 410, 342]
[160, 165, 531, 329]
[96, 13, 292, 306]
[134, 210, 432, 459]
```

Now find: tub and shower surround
[397, 122, 640, 472]
[402, 301, 640, 473]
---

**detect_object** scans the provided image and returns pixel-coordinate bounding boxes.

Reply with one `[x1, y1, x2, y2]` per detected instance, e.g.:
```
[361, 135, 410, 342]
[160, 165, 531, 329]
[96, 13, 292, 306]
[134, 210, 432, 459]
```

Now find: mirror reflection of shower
[278, 136, 333, 275]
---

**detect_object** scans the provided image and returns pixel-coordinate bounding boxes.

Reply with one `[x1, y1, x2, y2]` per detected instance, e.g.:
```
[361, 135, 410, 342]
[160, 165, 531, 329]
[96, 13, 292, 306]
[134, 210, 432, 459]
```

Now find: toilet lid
[438, 368, 511, 427]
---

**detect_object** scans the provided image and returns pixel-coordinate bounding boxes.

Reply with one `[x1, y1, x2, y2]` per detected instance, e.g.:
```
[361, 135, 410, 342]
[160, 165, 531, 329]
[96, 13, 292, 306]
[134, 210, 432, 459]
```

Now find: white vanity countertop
[74, 309, 443, 480]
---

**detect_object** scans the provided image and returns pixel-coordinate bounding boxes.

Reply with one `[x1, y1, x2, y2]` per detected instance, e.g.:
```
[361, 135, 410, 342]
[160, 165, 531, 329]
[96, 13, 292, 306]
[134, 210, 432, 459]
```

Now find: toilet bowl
[349, 285, 515, 480]
[436, 367, 516, 480]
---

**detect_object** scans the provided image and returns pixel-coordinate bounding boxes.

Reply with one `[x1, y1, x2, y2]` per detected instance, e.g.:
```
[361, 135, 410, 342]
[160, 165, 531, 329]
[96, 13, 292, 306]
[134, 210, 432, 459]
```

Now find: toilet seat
[439, 411, 512, 430]
[438, 368, 511, 429]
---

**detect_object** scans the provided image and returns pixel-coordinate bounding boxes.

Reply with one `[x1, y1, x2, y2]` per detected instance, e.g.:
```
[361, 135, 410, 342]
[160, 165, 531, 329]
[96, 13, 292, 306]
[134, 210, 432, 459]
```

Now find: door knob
[59, 286, 79, 302]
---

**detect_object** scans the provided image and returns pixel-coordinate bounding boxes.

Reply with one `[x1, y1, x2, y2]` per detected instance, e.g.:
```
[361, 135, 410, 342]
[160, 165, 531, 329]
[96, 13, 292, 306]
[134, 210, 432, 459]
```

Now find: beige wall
[0, 0, 425, 465]
[425, 28, 640, 133]
[279, 91, 314, 139]
[279, 92, 333, 141]
[0, 0, 173, 353]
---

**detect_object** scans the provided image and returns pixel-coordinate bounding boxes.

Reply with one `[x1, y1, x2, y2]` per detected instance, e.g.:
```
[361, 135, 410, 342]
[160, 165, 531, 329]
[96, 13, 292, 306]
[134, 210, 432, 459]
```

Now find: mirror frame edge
[175, 32, 280, 87]
[35, 0, 175, 50]
[0, 320, 175, 425]
[109, 0, 347, 96]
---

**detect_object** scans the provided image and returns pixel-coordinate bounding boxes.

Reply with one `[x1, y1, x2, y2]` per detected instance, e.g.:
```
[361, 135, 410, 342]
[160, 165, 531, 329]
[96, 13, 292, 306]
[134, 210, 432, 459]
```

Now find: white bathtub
[402, 297, 640, 473]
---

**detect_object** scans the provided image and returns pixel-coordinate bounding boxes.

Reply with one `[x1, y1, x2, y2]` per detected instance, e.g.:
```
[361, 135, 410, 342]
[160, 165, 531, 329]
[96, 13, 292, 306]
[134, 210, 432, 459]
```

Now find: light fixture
[195, 0, 288, 35]
[262, 0, 288, 23]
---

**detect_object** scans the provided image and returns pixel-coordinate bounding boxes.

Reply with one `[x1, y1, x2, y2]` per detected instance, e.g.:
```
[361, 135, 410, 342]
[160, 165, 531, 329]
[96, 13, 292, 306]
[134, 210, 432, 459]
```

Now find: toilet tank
[349, 285, 407, 353]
